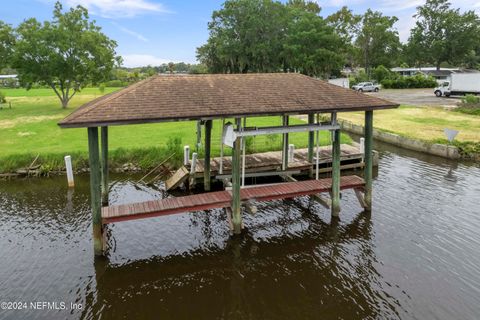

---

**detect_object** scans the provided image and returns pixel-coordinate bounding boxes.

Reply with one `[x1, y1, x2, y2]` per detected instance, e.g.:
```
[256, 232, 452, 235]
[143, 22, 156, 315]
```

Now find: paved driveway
[366, 88, 460, 107]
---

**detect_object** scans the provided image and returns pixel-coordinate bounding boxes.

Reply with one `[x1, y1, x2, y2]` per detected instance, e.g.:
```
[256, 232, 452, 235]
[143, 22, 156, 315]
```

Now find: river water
[1, 142, 479, 320]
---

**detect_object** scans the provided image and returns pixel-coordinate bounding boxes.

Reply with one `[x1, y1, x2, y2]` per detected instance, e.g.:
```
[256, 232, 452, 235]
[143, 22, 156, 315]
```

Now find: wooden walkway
[102, 175, 365, 224]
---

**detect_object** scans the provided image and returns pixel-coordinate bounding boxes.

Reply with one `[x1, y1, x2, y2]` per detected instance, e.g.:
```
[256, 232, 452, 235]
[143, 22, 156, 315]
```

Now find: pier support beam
[100, 126, 109, 206]
[87, 127, 103, 256]
[204, 120, 212, 191]
[331, 113, 341, 217]
[231, 118, 243, 234]
[364, 111, 373, 211]
[282, 115, 289, 170]
[307, 114, 315, 178]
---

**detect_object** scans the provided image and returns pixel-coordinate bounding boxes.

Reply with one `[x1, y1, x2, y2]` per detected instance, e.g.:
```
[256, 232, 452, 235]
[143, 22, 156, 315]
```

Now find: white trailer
[434, 73, 480, 97]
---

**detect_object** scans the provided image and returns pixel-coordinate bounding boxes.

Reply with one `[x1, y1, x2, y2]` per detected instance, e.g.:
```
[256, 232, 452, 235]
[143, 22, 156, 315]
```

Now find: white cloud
[121, 54, 176, 67]
[63, 0, 170, 18]
[111, 22, 148, 42]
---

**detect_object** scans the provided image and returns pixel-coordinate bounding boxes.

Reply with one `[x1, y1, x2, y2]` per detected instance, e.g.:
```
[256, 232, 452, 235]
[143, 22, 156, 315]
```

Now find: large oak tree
[408, 0, 480, 70]
[197, 0, 344, 77]
[0, 21, 14, 69]
[12, 2, 119, 108]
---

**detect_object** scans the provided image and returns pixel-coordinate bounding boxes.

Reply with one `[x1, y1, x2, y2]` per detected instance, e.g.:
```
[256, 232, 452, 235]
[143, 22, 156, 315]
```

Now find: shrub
[105, 80, 127, 87]
[462, 94, 480, 105]
[349, 70, 369, 88]
[381, 74, 437, 89]
[456, 94, 480, 116]
[372, 65, 393, 83]
[0, 91, 6, 104]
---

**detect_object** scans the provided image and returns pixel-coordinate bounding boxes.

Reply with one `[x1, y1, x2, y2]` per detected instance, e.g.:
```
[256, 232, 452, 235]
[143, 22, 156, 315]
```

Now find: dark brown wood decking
[102, 175, 365, 224]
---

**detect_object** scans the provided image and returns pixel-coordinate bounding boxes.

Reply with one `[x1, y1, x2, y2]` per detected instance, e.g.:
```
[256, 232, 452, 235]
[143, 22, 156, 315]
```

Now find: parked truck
[434, 73, 480, 97]
[351, 82, 380, 92]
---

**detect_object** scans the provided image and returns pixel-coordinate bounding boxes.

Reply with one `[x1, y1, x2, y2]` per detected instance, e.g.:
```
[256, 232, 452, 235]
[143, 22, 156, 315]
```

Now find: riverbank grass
[339, 105, 480, 142]
[338, 105, 480, 157]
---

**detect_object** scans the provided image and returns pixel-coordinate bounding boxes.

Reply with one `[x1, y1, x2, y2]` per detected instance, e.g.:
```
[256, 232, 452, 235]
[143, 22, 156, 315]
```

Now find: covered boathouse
[58, 73, 398, 256]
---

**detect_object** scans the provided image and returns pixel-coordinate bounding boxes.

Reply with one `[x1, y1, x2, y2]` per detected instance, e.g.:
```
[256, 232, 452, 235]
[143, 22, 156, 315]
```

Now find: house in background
[0, 74, 19, 87]
[390, 67, 480, 83]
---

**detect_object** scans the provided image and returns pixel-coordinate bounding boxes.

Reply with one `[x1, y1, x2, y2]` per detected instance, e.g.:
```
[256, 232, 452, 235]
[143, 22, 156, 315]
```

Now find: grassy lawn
[338, 105, 480, 142]
[0, 88, 351, 173]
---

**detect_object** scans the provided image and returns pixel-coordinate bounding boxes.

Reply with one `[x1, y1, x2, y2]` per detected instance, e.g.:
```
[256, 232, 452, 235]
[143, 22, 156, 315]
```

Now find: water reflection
[1, 143, 480, 320]
[88, 206, 396, 319]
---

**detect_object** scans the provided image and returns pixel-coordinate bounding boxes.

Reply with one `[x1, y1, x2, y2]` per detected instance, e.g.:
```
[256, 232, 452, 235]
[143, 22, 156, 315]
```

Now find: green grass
[339, 105, 480, 142]
[338, 105, 480, 159]
[455, 105, 480, 116]
[0, 87, 117, 97]
[0, 88, 351, 173]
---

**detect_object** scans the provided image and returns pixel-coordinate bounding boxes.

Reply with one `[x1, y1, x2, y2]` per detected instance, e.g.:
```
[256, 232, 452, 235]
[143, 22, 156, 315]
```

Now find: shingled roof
[59, 73, 398, 128]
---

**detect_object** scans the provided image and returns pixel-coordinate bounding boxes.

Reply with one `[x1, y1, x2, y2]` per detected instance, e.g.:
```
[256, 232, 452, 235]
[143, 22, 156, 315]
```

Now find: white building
[0, 74, 19, 87]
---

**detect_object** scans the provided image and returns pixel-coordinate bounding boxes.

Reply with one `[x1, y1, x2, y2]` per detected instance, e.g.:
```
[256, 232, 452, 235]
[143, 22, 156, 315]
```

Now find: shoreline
[339, 119, 479, 160]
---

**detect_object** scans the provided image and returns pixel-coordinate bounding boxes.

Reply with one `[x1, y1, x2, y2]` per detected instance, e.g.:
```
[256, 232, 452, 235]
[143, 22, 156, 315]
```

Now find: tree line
[1, 0, 479, 107]
[196, 0, 480, 77]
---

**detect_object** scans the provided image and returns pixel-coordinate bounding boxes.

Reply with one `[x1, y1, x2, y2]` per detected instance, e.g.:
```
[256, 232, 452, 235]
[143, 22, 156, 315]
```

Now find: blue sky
[2, 0, 479, 67]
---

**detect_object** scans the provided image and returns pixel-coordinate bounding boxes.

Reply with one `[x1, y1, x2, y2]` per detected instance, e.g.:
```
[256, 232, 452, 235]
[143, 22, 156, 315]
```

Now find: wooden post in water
[204, 120, 212, 191]
[87, 127, 103, 256]
[364, 111, 373, 211]
[331, 113, 341, 216]
[231, 118, 242, 234]
[100, 126, 109, 206]
[307, 113, 315, 178]
[282, 115, 289, 171]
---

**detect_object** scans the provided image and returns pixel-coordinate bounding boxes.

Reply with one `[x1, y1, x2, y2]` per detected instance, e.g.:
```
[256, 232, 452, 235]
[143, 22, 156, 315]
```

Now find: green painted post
[331, 113, 341, 216]
[87, 127, 103, 256]
[307, 113, 315, 178]
[100, 126, 109, 206]
[282, 115, 289, 170]
[204, 120, 212, 191]
[364, 111, 373, 211]
[231, 118, 242, 234]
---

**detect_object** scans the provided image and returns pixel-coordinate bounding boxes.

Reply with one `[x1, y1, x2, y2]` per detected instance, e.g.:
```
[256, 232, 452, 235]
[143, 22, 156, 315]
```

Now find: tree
[408, 0, 480, 70]
[0, 21, 14, 69]
[196, 0, 342, 77]
[326, 7, 361, 67]
[355, 10, 400, 76]
[283, 8, 344, 77]
[197, 0, 287, 73]
[286, 0, 320, 14]
[12, 2, 119, 108]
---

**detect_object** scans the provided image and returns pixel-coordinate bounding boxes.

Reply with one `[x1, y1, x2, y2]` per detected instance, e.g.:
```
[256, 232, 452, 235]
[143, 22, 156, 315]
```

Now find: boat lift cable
[219, 118, 225, 175]
[242, 117, 246, 187]
[316, 113, 320, 180]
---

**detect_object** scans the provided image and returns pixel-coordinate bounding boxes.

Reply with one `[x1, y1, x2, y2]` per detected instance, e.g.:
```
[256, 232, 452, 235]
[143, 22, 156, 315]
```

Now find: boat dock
[58, 73, 399, 256]
[166, 144, 378, 190]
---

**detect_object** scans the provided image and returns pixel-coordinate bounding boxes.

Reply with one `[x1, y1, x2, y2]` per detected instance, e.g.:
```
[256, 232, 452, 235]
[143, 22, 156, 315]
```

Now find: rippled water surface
[1, 144, 479, 319]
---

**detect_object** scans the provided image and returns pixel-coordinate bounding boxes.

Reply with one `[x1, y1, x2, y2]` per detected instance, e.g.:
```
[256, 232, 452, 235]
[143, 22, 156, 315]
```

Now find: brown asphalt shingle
[58, 73, 398, 128]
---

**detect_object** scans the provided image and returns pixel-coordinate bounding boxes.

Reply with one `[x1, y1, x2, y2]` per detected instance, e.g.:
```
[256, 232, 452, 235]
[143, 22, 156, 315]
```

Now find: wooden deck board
[191, 145, 363, 175]
[102, 175, 365, 224]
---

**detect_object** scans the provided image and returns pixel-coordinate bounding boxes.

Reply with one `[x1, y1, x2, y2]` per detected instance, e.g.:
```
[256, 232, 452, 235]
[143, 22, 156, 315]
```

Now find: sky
[1, 0, 479, 67]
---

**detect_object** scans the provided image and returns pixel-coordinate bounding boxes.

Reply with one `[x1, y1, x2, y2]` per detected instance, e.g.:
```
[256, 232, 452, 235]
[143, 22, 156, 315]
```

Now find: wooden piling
[231, 118, 243, 234]
[100, 126, 108, 206]
[204, 120, 212, 191]
[331, 113, 341, 216]
[307, 114, 315, 178]
[87, 127, 103, 256]
[282, 115, 289, 170]
[364, 111, 373, 210]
